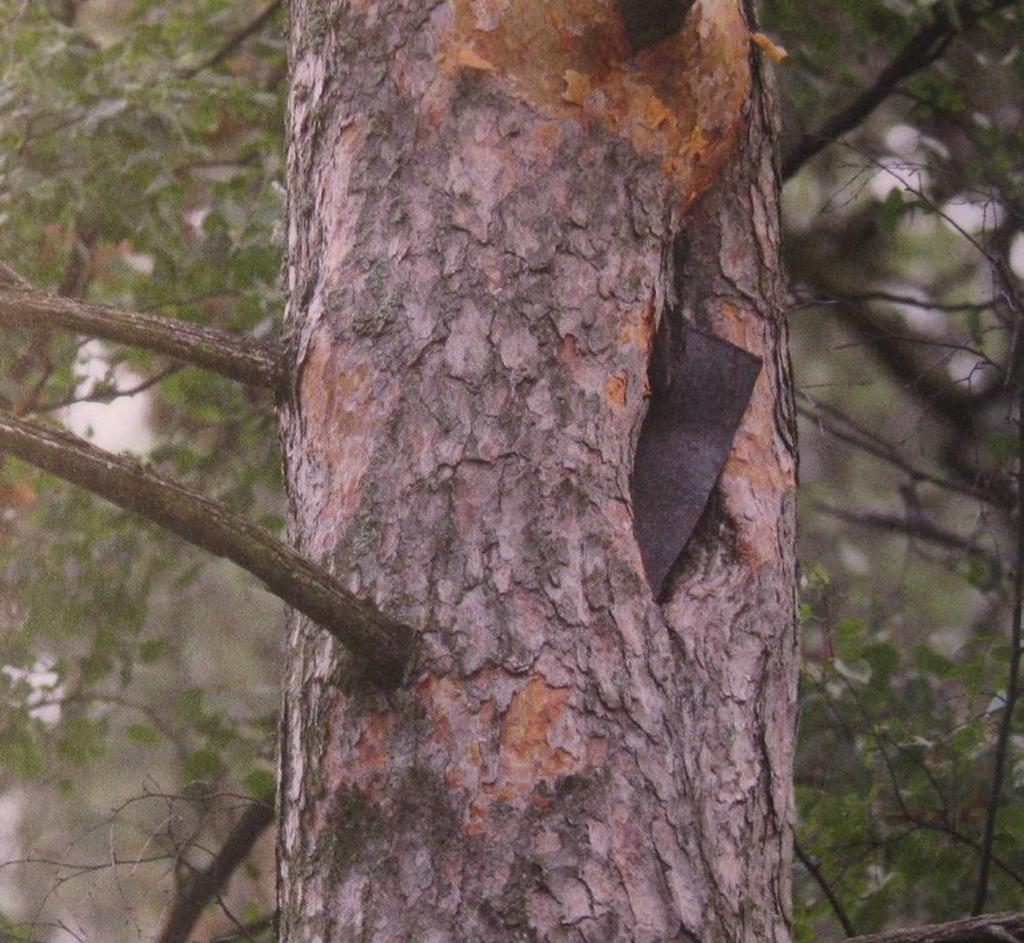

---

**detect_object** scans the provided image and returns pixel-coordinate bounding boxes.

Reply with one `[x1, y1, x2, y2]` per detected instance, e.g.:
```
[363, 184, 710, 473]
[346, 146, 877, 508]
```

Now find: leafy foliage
[0, 0, 285, 936]
[763, 0, 1024, 934]
[795, 567, 1023, 938]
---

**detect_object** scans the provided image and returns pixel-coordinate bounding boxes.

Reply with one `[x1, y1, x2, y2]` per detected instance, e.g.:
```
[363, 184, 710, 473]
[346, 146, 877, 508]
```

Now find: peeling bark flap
[631, 326, 761, 597]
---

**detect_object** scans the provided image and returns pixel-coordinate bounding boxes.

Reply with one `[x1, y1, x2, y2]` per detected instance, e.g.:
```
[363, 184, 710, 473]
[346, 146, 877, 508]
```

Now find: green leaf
[879, 188, 906, 233]
[0, 723, 43, 777]
[175, 688, 206, 724]
[125, 723, 160, 744]
[183, 747, 224, 784]
[57, 714, 107, 765]
[244, 767, 276, 800]
[138, 638, 166, 663]
[912, 644, 955, 679]
[834, 657, 872, 684]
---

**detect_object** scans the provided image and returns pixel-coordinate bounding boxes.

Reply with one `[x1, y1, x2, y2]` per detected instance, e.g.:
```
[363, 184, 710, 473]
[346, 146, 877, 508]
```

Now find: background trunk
[278, 1, 798, 940]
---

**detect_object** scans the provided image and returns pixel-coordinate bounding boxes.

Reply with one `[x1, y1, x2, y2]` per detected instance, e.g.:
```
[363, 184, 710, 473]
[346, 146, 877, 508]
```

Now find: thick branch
[782, 0, 1016, 180]
[0, 286, 287, 393]
[156, 800, 274, 943]
[847, 912, 1024, 943]
[0, 412, 414, 686]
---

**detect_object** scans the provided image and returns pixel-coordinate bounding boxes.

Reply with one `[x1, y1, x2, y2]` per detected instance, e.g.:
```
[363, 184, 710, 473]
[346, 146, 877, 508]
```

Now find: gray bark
[277, 1, 798, 940]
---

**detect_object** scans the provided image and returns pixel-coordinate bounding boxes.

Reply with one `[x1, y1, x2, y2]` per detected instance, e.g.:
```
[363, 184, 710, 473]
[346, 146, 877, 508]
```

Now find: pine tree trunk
[278, 1, 798, 940]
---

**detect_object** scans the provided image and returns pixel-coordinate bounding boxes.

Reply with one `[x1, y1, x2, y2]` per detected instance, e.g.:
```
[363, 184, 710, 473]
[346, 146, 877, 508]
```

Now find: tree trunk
[278, 1, 798, 941]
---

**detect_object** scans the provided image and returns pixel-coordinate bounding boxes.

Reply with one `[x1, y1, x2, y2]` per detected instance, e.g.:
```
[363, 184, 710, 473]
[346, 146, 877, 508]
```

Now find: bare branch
[0, 286, 287, 393]
[36, 365, 183, 412]
[893, 812, 1024, 892]
[827, 298, 1000, 428]
[797, 397, 1002, 506]
[0, 412, 415, 686]
[156, 800, 274, 943]
[782, 0, 1017, 181]
[0, 260, 33, 291]
[813, 502, 1004, 572]
[973, 317, 1024, 914]
[177, 0, 285, 80]
[847, 912, 1024, 943]
[834, 291, 1000, 315]
[793, 839, 857, 937]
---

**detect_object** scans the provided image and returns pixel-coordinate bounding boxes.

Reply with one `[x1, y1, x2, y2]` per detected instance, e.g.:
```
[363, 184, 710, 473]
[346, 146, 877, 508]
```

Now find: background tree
[0, 0, 1021, 941]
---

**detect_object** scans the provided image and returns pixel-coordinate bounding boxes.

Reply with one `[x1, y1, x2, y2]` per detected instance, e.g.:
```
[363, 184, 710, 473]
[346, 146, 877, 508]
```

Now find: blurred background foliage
[0, 0, 1021, 940]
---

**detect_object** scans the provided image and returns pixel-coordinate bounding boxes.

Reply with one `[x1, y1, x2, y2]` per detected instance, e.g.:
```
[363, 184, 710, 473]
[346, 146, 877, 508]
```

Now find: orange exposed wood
[605, 372, 629, 407]
[444, 0, 752, 206]
[618, 297, 657, 353]
[299, 336, 399, 520]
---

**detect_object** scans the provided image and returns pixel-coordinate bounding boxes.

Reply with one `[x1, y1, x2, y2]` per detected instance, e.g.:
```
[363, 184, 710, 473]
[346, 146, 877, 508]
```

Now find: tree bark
[278, 1, 798, 941]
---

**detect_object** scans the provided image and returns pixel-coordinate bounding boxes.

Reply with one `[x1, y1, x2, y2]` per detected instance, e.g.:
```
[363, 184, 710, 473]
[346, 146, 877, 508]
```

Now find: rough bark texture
[278, 1, 798, 940]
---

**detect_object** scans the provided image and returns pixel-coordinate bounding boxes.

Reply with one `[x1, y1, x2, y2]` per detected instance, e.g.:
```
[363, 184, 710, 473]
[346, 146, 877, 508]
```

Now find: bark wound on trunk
[279, 1, 798, 941]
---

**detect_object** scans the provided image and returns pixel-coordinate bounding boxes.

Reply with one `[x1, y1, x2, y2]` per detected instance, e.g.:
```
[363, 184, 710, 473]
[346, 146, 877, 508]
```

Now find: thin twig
[846, 910, 1024, 943]
[813, 502, 1004, 572]
[823, 295, 1000, 428]
[805, 681, 1024, 891]
[793, 839, 857, 936]
[37, 365, 183, 412]
[894, 812, 1024, 892]
[797, 397, 1001, 506]
[972, 324, 1024, 914]
[834, 291, 1000, 315]
[155, 800, 274, 943]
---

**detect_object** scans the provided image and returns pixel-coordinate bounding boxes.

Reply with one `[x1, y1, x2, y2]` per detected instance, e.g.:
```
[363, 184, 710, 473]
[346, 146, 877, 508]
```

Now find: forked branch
[0, 412, 414, 686]
[0, 286, 287, 393]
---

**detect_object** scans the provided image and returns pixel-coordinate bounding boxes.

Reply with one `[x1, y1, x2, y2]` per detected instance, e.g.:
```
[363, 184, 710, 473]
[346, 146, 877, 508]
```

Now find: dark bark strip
[0, 411, 413, 685]
[0, 286, 286, 393]
[155, 800, 275, 943]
